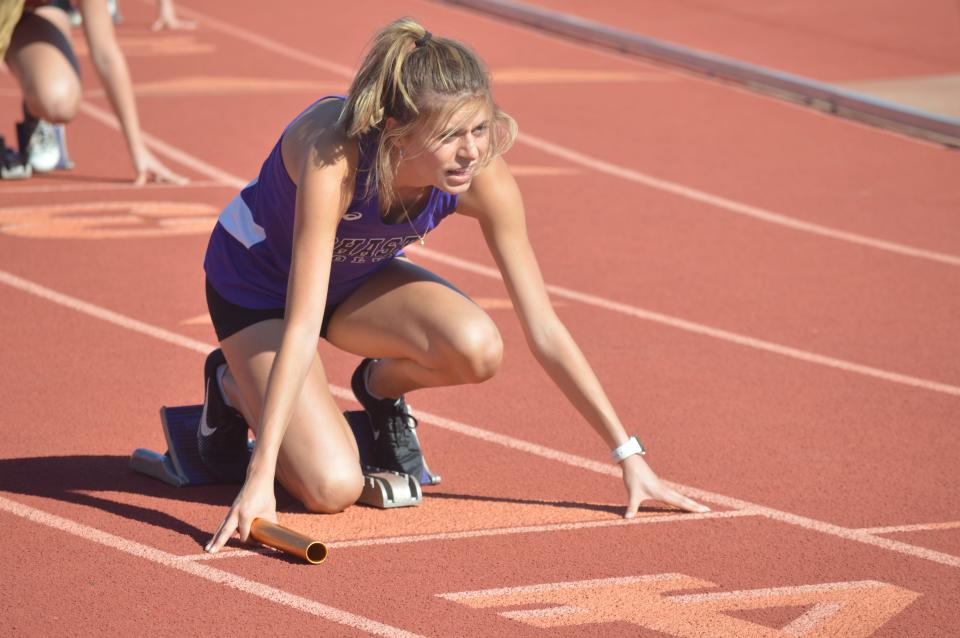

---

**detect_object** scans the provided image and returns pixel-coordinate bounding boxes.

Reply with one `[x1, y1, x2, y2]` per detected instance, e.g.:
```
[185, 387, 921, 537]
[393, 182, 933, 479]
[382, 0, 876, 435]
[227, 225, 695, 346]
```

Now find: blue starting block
[130, 405, 439, 508]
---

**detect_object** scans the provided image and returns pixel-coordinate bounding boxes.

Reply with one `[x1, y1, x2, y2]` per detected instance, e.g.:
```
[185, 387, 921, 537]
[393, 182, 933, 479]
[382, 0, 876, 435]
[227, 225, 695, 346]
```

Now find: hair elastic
[415, 31, 432, 47]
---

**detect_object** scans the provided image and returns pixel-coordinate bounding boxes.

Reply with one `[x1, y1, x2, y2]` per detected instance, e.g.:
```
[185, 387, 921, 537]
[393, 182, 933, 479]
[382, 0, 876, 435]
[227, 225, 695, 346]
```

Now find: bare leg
[4, 6, 81, 123]
[326, 258, 504, 399]
[219, 320, 363, 514]
[215, 259, 500, 512]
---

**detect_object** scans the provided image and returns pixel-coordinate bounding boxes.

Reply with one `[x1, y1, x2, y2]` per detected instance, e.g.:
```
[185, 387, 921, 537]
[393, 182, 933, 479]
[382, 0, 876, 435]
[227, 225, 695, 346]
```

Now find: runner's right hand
[205, 468, 277, 553]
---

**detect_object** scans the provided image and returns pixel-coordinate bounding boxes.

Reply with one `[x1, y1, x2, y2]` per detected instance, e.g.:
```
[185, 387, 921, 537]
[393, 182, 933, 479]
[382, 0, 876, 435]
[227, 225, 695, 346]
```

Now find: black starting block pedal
[0, 136, 32, 180]
[131, 405, 435, 508]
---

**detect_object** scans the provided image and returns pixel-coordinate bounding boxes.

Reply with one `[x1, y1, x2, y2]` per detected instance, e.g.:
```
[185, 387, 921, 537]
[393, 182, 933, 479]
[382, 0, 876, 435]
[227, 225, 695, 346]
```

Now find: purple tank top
[203, 98, 458, 309]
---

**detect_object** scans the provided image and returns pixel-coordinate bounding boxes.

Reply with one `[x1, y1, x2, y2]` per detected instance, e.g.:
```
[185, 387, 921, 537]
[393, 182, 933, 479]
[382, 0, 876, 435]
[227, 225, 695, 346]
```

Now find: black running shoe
[197, 349, 250, 483]
[351, 358, 426, 480]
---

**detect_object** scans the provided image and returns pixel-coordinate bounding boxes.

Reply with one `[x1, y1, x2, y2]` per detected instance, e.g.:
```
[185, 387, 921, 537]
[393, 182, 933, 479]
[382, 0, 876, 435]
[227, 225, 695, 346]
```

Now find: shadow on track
[0, 454, 248, 545]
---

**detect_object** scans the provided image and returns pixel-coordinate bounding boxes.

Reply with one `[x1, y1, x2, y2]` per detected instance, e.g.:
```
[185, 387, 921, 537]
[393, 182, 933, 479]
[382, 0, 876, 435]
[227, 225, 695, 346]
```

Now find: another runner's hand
[620, 454, 709, 518]
[132, 147, 188, 186]
[151, 14, 196, 31]
[205, 470, 277, 553]
[151, 0, 196, 31]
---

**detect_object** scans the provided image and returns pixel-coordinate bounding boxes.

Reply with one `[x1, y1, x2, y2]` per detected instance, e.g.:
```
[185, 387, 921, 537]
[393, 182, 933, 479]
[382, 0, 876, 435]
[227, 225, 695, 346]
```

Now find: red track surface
[2, 1, 958, 636]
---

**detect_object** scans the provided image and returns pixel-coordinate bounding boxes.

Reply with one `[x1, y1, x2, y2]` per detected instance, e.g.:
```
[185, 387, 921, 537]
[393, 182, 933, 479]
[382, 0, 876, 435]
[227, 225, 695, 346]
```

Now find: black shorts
[205, 279, 339, 342]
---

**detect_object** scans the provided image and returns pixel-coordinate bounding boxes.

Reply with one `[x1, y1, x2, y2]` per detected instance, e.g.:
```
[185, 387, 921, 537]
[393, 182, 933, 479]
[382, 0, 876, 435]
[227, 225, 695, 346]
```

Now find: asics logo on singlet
[342, 212, 363, 221]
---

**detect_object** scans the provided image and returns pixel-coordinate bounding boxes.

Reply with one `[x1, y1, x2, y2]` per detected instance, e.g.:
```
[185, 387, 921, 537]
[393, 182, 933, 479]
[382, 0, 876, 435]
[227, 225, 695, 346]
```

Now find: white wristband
[611, 435, 646, 463]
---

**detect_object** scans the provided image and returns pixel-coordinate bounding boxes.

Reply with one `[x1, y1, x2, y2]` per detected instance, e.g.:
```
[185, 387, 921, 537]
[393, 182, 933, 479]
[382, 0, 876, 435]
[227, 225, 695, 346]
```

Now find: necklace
[397, 192, 427, 246]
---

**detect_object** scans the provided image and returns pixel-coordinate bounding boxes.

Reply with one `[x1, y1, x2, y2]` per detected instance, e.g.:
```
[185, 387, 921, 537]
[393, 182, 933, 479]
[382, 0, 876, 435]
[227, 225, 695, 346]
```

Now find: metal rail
[443, 0, 960, 147]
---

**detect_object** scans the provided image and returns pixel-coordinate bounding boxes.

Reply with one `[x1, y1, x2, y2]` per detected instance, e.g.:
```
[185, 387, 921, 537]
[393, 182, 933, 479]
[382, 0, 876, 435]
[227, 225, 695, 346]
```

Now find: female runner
[203, 18, 707, 554]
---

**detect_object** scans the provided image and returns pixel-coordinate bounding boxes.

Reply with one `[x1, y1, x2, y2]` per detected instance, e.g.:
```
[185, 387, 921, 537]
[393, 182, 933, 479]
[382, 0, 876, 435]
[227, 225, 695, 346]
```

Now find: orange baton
[250, 518, 328, 564]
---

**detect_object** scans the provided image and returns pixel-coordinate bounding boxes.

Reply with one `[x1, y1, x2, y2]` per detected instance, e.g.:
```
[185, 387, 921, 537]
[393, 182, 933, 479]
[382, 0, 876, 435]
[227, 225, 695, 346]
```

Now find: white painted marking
[858, 520, 960, 535]
[170, 3, 356, 78]
[2, 270, 959, 569]
[662, 482, 960, 569]
[0, 496, 424, 638]
[500, 605, 585, 620]
[439, 574, 682, 600]
[516, 131, 960, 267]
[782, 602, 844, 637]
[407, 405, 960, 568]
[412, 246, 960, 397]
[176, 509, 756, 561]
[669, 579, 887, 603]
[159, 2, 960, 268]
[0, 270, 211, 355]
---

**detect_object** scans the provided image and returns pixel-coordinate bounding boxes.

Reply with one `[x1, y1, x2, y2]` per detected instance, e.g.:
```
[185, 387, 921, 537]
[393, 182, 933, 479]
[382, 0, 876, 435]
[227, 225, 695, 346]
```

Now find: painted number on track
[0, 202, 218, 239]
[439, 573, 918, 637]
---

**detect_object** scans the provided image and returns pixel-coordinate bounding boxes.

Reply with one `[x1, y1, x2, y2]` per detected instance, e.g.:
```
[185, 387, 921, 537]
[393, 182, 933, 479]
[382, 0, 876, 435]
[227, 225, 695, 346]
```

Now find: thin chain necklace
[397, 191, 427, 246]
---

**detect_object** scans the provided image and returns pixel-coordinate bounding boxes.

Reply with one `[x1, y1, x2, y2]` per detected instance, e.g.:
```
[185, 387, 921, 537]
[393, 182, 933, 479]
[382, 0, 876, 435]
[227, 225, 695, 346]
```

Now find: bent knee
[300, 469, 364, 514]
[23, 80, 80, 123]
[444, 320, 503, 385]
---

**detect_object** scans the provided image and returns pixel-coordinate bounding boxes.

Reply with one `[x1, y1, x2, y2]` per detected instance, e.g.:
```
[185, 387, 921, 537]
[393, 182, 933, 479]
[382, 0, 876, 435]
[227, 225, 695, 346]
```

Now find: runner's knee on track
[292, 464, 364, 514]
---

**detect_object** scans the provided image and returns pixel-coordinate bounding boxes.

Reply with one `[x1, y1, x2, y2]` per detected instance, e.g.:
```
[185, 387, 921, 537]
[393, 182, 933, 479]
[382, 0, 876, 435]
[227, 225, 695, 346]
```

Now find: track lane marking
[66, 107, 960, 397]
[176, 509, 758, 561]
[1, 269, 958, 569]
[165, 0, 960, 268]
[515, 131, 960, 267]
[858, 520, 960, 535]
[0, 495, 424, 638]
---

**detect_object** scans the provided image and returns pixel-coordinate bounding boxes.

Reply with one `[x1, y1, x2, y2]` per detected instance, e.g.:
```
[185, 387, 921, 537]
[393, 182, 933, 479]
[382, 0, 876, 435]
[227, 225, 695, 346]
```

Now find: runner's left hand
[620, 454, 709, 518]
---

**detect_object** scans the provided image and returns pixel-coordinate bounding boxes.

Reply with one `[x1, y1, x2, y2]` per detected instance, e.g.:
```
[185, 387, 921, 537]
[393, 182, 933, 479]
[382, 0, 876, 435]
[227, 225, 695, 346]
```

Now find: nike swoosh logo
[198, 385, 217, 437]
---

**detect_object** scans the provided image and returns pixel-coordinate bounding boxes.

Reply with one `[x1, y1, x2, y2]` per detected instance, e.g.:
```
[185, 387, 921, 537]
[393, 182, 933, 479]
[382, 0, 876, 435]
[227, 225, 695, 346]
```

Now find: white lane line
[410, 406, 960, 569]
[858, 520, 960, 535]
[170, 2, 356, 78]
[0, 495, 424, 638]
[0, 180, 226, 195]
[2, 269, 959, 569]
[168, 0, 960, 268]
[439, 574, 683, 599]
[516, 132, 960, 268]
[0, 270, 211, 355]
[669, 580, 886, 604]
[177, 509, 759, 561]
[412, 247, 960, 397]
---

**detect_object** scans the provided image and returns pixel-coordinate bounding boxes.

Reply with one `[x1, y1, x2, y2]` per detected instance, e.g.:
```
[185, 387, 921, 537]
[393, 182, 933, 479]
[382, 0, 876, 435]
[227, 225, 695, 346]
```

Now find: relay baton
[250, 518, 328, 564]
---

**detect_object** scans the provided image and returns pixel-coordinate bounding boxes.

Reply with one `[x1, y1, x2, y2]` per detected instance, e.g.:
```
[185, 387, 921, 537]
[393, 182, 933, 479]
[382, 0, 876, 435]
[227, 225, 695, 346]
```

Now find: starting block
[131, 405, 436, 508]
